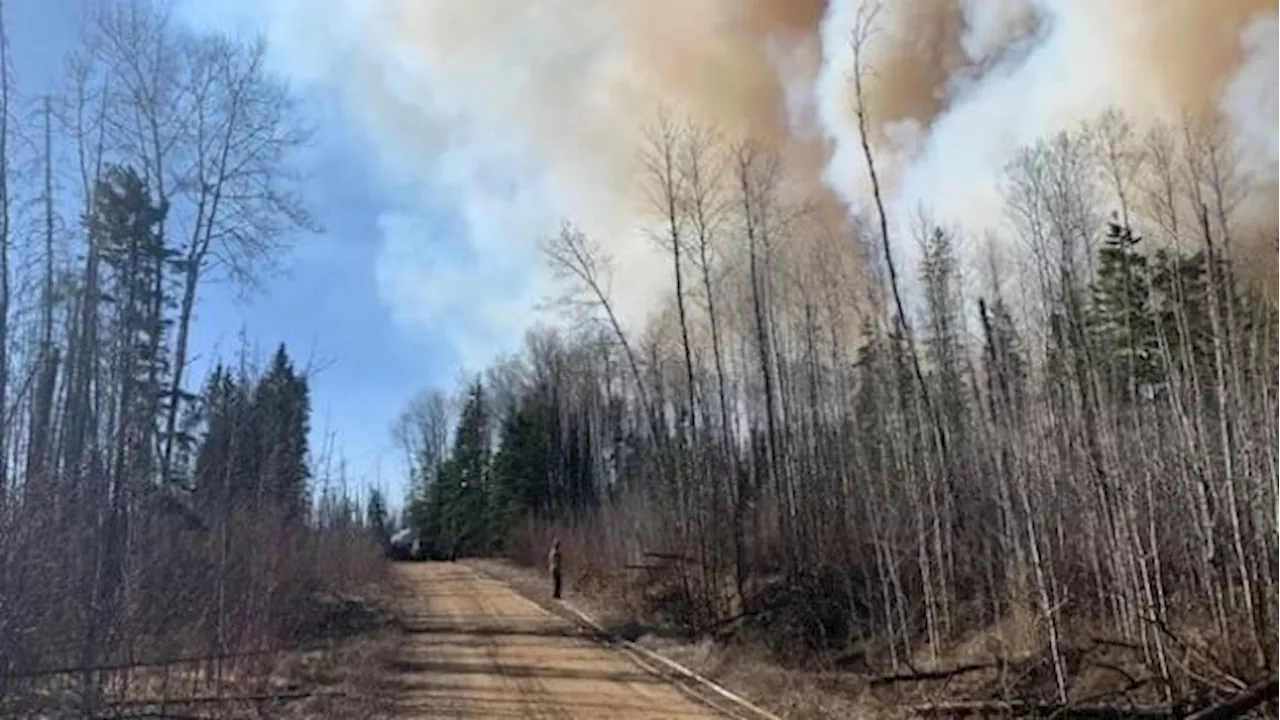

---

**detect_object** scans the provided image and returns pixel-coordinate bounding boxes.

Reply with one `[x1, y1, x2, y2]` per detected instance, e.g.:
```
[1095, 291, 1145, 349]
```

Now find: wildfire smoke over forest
[355, 0, 1277, 338]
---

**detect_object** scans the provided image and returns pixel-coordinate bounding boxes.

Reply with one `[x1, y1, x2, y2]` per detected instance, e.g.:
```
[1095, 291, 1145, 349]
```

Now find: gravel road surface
[393, 562, 726, 719]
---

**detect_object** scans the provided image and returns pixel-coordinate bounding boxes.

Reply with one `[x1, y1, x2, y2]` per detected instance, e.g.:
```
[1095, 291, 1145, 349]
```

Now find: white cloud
[179, 0, 566, 376]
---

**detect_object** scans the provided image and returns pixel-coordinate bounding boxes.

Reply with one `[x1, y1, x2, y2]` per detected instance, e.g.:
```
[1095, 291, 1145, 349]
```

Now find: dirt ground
[466, 559, 875, 720]
[391, 561, 729, 718]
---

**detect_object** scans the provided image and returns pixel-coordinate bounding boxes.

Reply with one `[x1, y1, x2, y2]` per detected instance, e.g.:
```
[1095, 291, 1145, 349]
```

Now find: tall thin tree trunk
[0, 0, 11, 499]
[739, 149, 786, 565]
[28, 97, 60, 485]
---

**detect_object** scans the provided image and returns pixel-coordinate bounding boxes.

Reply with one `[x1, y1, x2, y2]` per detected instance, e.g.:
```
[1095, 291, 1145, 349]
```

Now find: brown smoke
[368, 0, 845, 326]
[824, 0, 1278, 158]
[818, 0, 1277, 287]
[363, 0, 1276, 330]
[611, 0, 837, 213]
[1130, 0, 1275, 112]
[856, 0, 966, 134]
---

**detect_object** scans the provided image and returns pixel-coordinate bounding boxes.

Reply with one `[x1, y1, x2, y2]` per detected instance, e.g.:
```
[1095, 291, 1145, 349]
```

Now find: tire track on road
[469, 570, 568, 720]
[393, 562, 727, 719]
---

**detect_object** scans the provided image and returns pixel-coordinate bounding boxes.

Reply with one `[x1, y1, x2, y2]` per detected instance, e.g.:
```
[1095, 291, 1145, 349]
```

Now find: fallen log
[642, 551, 698, 564]
[101, 688, 348, 708]
[869, 661, 998, 686]
[904, 700, 1175, 718]
[1183, 675, 1278, 720]
[1, 647, 288, 680]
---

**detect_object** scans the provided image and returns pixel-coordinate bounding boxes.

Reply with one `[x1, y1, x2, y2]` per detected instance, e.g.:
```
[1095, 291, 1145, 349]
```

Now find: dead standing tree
[542, 222, 660, 450]
[676, 120, 741, 614]
[0, 0, 11, 501]
[733, 139, 789, 568]
[846, 2, 972, 675]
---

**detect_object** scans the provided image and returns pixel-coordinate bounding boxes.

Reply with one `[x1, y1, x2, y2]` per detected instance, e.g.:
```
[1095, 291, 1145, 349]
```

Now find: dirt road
[393, 562, 726, 719]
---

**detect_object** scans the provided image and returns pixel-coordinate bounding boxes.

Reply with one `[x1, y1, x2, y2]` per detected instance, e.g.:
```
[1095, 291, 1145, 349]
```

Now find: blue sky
[8, 0, 489, 502]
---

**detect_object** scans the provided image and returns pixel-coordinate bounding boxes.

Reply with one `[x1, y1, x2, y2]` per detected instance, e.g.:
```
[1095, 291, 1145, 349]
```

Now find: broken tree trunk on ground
[905, 700, 1175, 718]
[905, 673, 1277, 719]
[1183, 675, 1278, 720]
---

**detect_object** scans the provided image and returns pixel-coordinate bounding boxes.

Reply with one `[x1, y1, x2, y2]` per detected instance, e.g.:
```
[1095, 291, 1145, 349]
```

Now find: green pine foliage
[1085, 219, 1267, 407]
[404, 342, 605, 557]
[1088, 220, 1162, 401]
[191, 346, 311, 523]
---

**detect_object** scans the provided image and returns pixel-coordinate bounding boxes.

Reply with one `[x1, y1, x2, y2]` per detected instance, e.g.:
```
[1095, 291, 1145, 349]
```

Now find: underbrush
[500, 514, 1278, 719]
[0, 506, 397, 719]
[0, 584, 400, 719]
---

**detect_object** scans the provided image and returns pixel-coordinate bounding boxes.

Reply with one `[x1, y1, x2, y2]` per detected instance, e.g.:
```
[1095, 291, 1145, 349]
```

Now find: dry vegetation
[1, 483, 398, 718]
[0, 1, 398, 716]
[406, 14, 1280, 719]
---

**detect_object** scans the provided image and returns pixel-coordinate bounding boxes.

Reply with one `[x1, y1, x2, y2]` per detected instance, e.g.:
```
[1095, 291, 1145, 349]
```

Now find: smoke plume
[819, 0, 1278, 285]
[318, 0, 1277, 363]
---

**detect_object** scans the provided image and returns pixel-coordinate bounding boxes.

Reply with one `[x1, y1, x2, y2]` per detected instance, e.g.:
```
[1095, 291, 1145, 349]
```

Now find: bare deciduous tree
[87, 0, 315, 483]
[0, 4, 382, 715]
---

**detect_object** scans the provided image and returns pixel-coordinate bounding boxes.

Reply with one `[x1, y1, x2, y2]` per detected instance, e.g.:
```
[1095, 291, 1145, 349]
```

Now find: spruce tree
[448, 381, 491, 555]
[92, 164, 171, 490]
[979, 295, 1025, 414]
[366, 487, 390, 550]
[919, 226, 967, 432]
[490, 400, 542, 542]
[1089, 220, 1161, 402]
[193, 364, 247, 514]
[252, 345, 311, 519]
[88, 164, 172, 619]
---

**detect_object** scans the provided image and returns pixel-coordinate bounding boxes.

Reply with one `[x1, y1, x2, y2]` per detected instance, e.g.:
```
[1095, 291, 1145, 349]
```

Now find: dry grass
[0, 640, 401, 719]
[0, 578, 401, 719]
[268, 584, 402, 719]
[470, 558, 878, 719]
[469, 557, 1278, 719]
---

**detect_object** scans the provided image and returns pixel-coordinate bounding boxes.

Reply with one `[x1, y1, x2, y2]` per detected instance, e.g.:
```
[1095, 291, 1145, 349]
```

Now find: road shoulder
[465, 559, 797, 720]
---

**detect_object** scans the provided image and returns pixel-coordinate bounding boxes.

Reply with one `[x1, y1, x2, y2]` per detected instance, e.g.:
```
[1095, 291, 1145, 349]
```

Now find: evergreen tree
[87, 164, 173, 618]
[444, 381, 491, 555]
[410, 470, 447, 556]
[487, 375, 599, 545]
[490, 398, 546, 542]
[190, 346, 310, 522]
[366, 487, 390, 550]
[979, 295, 1025, 414]
[92, 164, 172, 489]
[561, 410, 596, 511]
[1088, 220, 1161, 402]
[434, 458, 464, 554]
[919, 226, 967, 431]
[252, 345, 311, 519]
[193, 365, 250, 513]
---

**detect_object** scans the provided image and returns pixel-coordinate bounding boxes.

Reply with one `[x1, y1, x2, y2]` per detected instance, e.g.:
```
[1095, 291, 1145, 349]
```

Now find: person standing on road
[549, 538, 562, 599]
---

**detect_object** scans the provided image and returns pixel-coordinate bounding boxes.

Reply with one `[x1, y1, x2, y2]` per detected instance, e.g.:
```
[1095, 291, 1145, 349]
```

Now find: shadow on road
[390, 657, 661, 685]
[389, 562, 726, 718]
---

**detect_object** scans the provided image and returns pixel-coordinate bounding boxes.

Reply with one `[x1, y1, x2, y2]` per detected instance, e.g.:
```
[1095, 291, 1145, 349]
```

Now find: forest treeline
[0, 1, 383, 712]
[398, 104, 1277, 703]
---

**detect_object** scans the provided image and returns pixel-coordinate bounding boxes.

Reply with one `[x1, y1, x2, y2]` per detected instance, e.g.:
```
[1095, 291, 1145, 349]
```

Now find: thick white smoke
[1224, 14, 1279, 180]
[817, 0, 1279, 304]
[238, 0, 1278, 370]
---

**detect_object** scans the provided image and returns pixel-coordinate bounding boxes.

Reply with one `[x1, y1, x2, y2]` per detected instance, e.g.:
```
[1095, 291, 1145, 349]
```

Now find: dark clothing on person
[549, 541, 562, 599]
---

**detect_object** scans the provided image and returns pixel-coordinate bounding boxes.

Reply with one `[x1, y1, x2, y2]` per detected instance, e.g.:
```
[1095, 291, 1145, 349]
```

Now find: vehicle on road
[387, 528, 422, 561]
